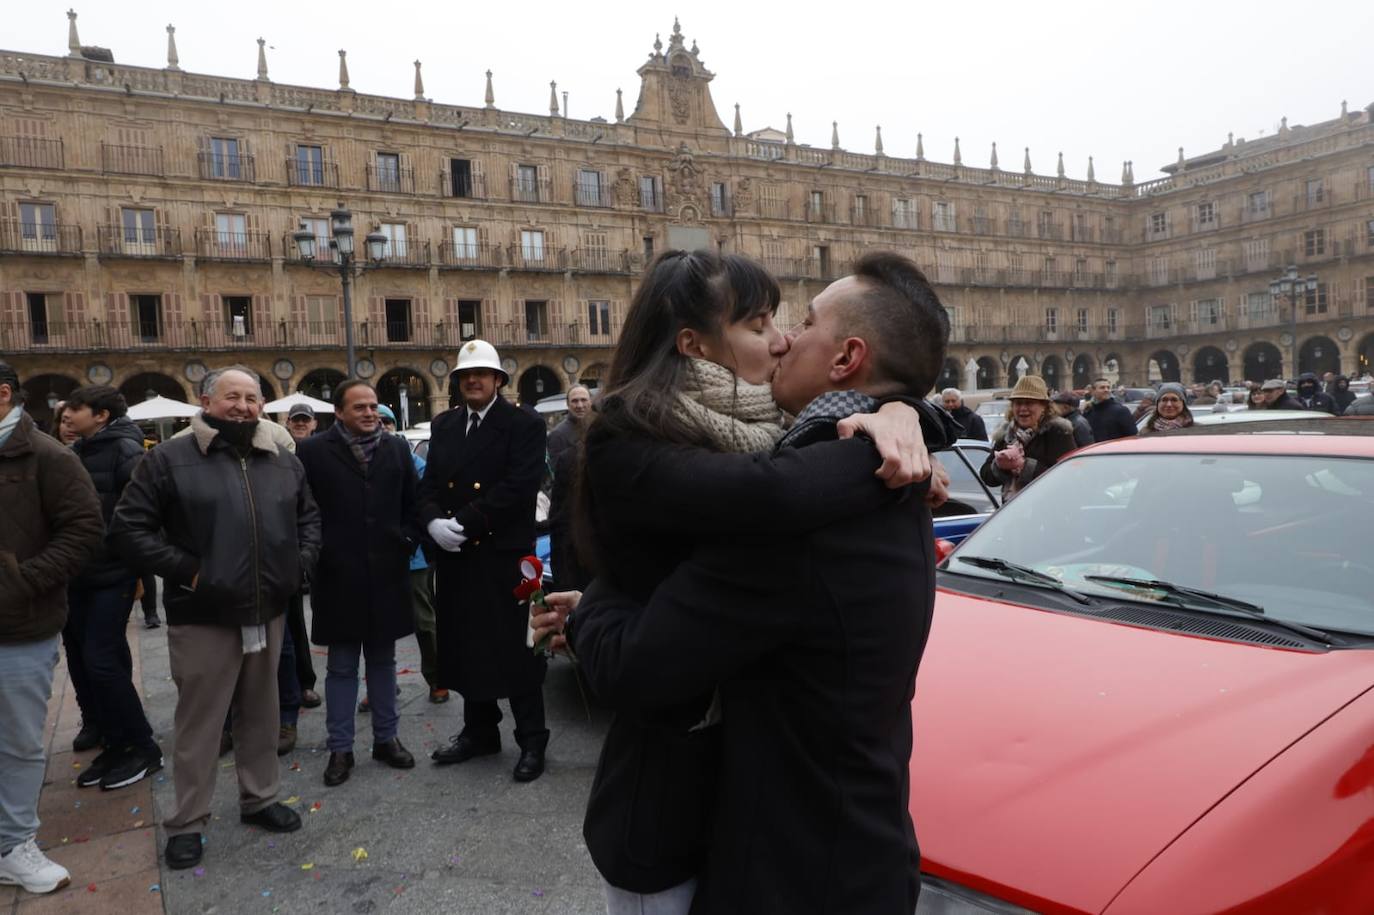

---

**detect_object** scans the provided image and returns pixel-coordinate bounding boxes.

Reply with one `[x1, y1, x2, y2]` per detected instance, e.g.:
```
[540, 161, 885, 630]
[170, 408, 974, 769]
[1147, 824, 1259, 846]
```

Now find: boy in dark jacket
[1083, 378, 1138, 442]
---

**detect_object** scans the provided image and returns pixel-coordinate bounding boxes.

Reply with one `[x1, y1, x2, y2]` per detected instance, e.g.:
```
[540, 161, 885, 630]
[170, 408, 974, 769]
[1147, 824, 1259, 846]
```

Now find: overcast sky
[8, 0, 1371, 181]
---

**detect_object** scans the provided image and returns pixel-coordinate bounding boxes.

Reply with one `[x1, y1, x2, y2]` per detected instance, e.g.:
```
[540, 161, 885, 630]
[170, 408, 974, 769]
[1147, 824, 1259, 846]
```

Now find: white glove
[427, 518, 468, 553]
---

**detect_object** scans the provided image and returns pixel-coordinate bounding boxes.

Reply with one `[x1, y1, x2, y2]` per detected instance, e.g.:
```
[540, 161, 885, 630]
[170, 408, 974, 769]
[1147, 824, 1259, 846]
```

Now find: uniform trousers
[164, 615, 284, 836]
[462, 691, 548, 752]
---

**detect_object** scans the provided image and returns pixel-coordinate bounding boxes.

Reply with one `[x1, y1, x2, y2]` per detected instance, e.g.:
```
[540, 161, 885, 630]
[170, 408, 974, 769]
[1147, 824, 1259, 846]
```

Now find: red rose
[513, 577, 542, 601]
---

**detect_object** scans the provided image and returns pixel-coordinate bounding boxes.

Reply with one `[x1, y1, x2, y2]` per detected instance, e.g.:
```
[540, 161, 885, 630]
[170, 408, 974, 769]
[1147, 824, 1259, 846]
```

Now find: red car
[912, 418, 1374, 914]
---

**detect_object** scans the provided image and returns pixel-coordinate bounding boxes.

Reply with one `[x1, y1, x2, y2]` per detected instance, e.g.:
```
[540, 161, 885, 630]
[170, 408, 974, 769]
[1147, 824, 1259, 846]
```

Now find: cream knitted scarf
[672, 358, 785, 453]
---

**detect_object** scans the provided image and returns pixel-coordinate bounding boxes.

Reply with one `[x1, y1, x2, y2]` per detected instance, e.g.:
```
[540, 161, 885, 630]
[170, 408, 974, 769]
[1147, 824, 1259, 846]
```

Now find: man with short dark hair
[297, 381, 419, 787]
[61, 385, 164, 790]
[550, 252, 957, 912]
[1083, 377, 1137, 441]
[111, 365, 320, 870]
[0, 363, 103, 895]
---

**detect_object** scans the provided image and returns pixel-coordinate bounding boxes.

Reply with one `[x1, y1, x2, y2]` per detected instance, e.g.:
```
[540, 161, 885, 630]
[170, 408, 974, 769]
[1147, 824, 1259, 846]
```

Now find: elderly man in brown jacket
[0, 362, 104, 896]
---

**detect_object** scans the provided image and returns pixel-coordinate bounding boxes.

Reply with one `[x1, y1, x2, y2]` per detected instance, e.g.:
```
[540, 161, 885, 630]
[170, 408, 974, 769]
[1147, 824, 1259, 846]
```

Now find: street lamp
[1269, 265, 1318, 380]
[46, 391, 59, 411]
[292, 204, 388, 379]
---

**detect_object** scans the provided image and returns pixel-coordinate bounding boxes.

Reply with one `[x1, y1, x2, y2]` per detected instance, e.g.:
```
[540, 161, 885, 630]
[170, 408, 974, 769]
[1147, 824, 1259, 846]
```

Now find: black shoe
[76, 748, 122, 788]
[144, 616, 161, 629]
[72, 722, 102, 753]
[513, 748, 545, 783]
[165, 833, 203, 870]
[240, 802, 302, 833]
[218, 730, 233, 757]
[431, 733, 500, 765]
[300, 689, 322, 709]
[372, 738, 415, 769]
[323, 751, 354, 787]
[277, 725, 297, 757]
[100, 745, 163, 790]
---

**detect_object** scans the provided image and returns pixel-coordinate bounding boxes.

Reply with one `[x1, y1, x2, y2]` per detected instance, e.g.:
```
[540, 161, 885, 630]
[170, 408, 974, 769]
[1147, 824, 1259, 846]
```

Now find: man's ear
[829, 336, 869, 385]
[675, 327, 708, 359]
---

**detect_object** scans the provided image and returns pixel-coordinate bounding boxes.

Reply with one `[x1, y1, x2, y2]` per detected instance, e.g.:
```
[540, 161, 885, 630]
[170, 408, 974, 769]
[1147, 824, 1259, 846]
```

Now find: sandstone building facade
[2, 13, 1373, 428]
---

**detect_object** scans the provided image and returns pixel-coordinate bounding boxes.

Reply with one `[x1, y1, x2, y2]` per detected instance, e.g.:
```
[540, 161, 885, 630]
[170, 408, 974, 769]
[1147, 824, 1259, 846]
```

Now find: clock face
[355, 358, 376, 378]
[184, 361, 208, 383]
[429, 358, 449, 378]
[87, 363, 113, 385]
[561, 355, 580, 374]
[273, 358, 296, 381]
[501, 357, 517, 376]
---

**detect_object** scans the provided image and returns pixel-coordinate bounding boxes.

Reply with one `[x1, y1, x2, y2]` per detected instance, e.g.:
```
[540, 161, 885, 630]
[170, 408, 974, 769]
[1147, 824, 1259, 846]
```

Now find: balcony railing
[0, 136, 64, 169]
[437, 242, 503, 269]
[850, 205, 882, 227]
[709, 197, 732, 219]
[507, 246, 567, 270]
[574, 181, 614, 208]
[286, 157, 340, 188]
[281, 232, 340, 263]
[194, 229, 271, 261]
[97, 226, 181, 258]
[0, 221, 82, 255]
[511, 178, 552, 204]
[804, 201, 836, 224]
[642, 191, 666, 213]
[570, 248, 631, 273]
[757, 198, 790, 219]
[374, 241, 431, 267]
[367, 165, 416, 194]
[101, 144, 164, 176]
[197, 152, 256, 182]
[439, 171, 488, 199]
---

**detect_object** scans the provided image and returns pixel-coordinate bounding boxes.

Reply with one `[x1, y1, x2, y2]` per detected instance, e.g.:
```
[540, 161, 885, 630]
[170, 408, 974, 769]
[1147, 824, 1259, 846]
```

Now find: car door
[933, 443, 1000, 544]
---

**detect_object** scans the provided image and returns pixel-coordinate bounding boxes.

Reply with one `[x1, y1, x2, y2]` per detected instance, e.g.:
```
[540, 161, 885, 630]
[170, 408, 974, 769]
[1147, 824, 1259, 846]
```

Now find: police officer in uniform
[420, 341, 550, 781]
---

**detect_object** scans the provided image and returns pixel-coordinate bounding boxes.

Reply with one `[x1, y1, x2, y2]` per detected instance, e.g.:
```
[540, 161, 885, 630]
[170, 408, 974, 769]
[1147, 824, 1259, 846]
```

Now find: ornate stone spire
[549, 80, 559, 116]
[1087, 156, 1095, 182]
[831, 120, 840, 150]
[1341, 99, 1348, 117]
[413, 60, 424, 99]
[338, 50, 350, 90]
[1023, 147, 1032, 175]
[67, 9, 81, 58]
[618, 89, 626, 124]
[786, 113, 794, 144]
[1177, 146, 1186, 170]
[1122, 160, 1130, 183]
[875, 125, 883, 155]
[915, 132, 924, 160]
[484, 70, 495, 108]
[165, 25, 180, 70]
[953, 137, 961, 166]
[1226, 131, 1234, 147]
[1279, 116, 1289, 135]
[989, 141, 998, 170]
[256, 38, 269, 80]
[732, 102, 741, 135]
[1056, 151, 1065, 177]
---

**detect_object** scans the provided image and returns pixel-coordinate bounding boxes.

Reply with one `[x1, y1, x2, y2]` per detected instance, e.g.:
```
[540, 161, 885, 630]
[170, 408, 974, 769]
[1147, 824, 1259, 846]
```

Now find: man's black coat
[296, 425, 418, 646]
[570, 419, 934, 914]
[1083, 397, 1138, 442]
[417, 395, 546, 700]
[949, 404, 987, 441]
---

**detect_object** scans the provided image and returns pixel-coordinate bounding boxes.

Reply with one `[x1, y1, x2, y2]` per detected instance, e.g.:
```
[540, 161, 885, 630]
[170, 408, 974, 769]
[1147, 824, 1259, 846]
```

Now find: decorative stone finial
[549, 80, 559, 116]
[165, 25, 180, 71]
[1128, 161, 1135, 182]
[1087, 156, 1095, 182]
[673, 17, 682, 37]
[953, 137, 962, 166]
[691, 40, 699, 56]
[1121, 160, 1130, 183]
[786, 113, 794, 144]
[338, 49, 350, 90]
[67, 9, 81, 58]
[1226, 131, 1234, 147]
[989, 141, 998, 170]
[1341, 99, 1348, 117]
[413, 60, 424, 100]
[653, 33, 662, 55]
[1056, 151, 1065, 177]
[256, 38, 269, 80]
[875, 125, 883, 155]
[1023, 147, 1032, 175]
[831, 120, 840, 150]
[915, 132, 924, 160]
[732, 102, 741, 136]
[1279, 116, 1289, 134]
[617, 89, 626, 124]
[1177, 146, 1186, 169]
[484, 70, 495, 108]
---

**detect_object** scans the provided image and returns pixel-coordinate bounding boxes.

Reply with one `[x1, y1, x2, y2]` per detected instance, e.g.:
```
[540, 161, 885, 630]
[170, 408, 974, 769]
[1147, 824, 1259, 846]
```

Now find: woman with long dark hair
[569, 250, 924, 913]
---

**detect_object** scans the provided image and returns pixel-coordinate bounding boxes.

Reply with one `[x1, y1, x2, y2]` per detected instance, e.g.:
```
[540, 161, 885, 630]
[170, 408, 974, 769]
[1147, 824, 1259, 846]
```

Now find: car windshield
[947, 452, 1374, 636]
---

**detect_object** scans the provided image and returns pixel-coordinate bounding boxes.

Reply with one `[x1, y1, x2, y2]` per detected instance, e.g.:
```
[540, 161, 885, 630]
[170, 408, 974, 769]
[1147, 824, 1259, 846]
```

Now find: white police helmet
[451, 339, 508, 386]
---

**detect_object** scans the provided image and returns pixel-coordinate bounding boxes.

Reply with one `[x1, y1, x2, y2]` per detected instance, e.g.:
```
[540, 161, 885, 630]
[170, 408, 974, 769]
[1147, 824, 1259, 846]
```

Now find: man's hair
[842, 252, 950, 396]
[567, 384, 591, 398]
[1092, 377, 1111, 387]
[333, 379, 376, 409]
[65, 385, 128, 420]
[0, 361, 23, 404]
[202, 364, 262, 398]
[941, 387, 963, 401]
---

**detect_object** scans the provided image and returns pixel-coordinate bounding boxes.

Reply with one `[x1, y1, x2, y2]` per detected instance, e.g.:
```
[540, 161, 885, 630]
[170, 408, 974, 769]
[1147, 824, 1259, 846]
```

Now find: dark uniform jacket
[71, 416, 146, 589]
[571, 416, 938, 913]
[0, 411, 104, 643]
[110, 413, 321, 628]
[416, 395, 546, 699]
[1083, 397, 1137, 442]
[296, 425, 418, 645]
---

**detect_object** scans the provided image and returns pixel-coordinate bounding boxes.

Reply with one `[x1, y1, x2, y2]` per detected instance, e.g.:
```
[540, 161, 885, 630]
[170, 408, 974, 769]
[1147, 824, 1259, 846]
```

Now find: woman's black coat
[296, 426, 419, 645]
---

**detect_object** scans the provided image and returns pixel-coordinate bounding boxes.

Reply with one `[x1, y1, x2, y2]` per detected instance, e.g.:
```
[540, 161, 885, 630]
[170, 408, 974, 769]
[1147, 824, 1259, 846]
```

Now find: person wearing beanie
[1142, 382, 1194, 435]
[980, 375, 1077, 501]
[1050, 391, 1093, 448]
[1294, 373, 1338, 415]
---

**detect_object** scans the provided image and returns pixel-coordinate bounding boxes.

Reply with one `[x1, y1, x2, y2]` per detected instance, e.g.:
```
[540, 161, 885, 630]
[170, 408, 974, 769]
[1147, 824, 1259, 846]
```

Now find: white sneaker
[0, 838, 71, 894]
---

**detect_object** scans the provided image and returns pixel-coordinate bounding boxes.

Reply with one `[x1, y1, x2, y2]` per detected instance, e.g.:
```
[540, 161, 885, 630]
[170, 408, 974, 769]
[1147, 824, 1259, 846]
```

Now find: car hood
[910, 588, 1374, 914]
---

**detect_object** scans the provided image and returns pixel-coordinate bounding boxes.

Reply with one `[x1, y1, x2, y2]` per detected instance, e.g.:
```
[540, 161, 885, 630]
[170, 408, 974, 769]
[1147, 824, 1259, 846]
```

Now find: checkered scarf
[336, 422, 383, 467]
[777, 390, 879, 450]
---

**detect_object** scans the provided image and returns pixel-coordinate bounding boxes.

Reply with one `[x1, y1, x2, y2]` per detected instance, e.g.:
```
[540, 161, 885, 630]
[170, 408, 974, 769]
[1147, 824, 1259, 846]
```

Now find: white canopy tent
[126, 396, 201, 421]
[264, 393, 335, 415]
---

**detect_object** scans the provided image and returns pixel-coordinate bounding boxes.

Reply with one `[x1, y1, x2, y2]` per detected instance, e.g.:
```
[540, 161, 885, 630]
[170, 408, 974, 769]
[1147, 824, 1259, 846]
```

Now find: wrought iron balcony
[439, 171, 488, 199]
[511, 177, 552, 204]
[97, 226, 181, 258]
[281, 232, 339, 263]
[0, 136, 64, 169]
[574, 180, 614, 208]
[804, 201, 836, 224]
[850, 204, 883, 228]
[372, 240, 431, 268]
[367, 164, 416, 194]
[757, 198, 790, 220]
[0, 220, 82, 255]
[507, 246, 567, 271]
[570, 248, 630, 273]
[197, 151, 256, 182]
[437, 242, 503, 269]
[101, 144, 164, 177]
[286, 157, 340, 188]
[194, 229, 271, 261]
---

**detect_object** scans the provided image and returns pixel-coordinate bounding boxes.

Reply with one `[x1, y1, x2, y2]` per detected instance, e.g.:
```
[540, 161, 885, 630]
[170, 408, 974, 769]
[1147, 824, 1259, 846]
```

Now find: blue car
[932, 439, 1001, 545]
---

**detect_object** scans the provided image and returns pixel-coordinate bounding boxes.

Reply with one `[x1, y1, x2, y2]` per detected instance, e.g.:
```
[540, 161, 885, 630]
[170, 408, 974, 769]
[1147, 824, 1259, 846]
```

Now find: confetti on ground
[201, 836, 208, 845]
[130, 806, 140, 814]
[289, 762, 301, 771]
[262, 889, 272, 897]
[220, 761, 234, 768]
[149, 884, 160, 893]
[267, 841, 276, 849]
[448, 855, 460, 865]
[74, 835, 90, 844]
[309, 801, 322, 813]
[352, 847, 368, 862]
[74, 801, 81, 808]
[532, 888, 545, 897]
[86, 883, 97, 892]
[301, 862, 314, 871]
[72, 762, 81, 769]
[284, 796, 300, 805]
[193, 867, 205, 878]
[133, 820, 145, 828]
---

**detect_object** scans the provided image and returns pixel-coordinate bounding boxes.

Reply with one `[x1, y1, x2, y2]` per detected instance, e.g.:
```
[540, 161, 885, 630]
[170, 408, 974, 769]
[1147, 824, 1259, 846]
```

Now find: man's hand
[426, 518, 468, 552]
[925, 458, 950, 510]
[530, 590, 581, 653]
[836, 401, 931, 489]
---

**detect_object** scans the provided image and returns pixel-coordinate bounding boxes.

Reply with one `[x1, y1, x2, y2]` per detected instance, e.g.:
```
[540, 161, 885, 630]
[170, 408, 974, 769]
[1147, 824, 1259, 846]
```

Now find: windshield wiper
[1082, 575, 1337, 646]
[955, 555, 1093, 605]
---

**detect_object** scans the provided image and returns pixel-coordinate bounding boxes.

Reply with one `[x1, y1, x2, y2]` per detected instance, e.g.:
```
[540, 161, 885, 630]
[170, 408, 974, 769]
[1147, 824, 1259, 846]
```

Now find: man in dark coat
[296, 381, 419, 787]
[61, 385, 163, 791]
[1260, 378, 1306, 410]
[1051, 390, 1095, 448]
[110, 366, 320, 871]
[1083, 377, 1137, 441]
[0, 362, 103, 896]
[420, 340, 549, 781]
[546, 384, 593, 591]
[552, 253, 951, 913]
[1294, 372, 1339, 414]
[940, 387, 988, 441]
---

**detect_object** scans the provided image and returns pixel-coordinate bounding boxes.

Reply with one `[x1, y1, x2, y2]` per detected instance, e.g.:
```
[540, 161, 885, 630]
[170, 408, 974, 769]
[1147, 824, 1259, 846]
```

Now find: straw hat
[1008, 375, 1051, 402]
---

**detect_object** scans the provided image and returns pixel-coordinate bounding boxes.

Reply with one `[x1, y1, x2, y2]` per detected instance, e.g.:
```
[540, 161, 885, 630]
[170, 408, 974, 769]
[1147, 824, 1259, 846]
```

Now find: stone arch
[517, 364, 563, 406]
[1007, 354, 1033, 386]
[1192, 346, 1229, 385]
[1101, 353, 1122, 386]
[298, 367, 347, 403]
[1147, 349, 1181, 383]
[255, 375, 277, 401]
[1298, 335, 1340, 378]
[975, 356, 1000, 390]
[1242, 341, 1283, 383]
[1358, 332, 1374, 377]
[377, 366, 431, 429]
[20, 372, 80, 431]
[119, 371, 187, 406]
[579, 362, 608, 390]
[1071, 353, 1097, 389]
[937, 358, 961, 392]
[1040, 355, 1064, 392]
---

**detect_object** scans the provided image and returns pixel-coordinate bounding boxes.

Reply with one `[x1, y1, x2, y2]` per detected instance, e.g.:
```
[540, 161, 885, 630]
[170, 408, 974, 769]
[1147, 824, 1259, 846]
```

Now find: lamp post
[1268, 264, 1318, 381]
[292, 205, 387, 379]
